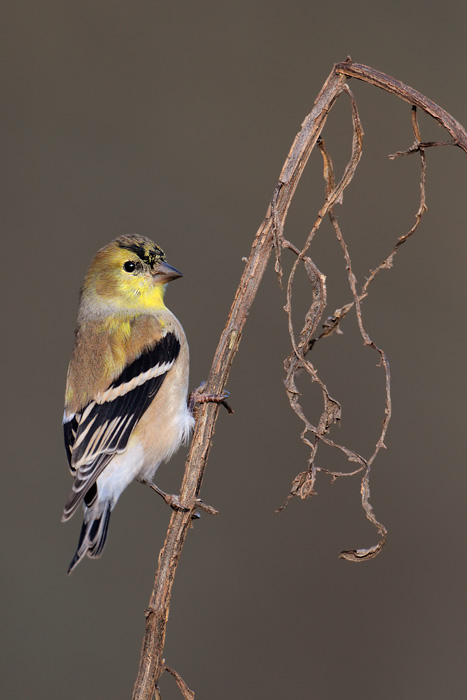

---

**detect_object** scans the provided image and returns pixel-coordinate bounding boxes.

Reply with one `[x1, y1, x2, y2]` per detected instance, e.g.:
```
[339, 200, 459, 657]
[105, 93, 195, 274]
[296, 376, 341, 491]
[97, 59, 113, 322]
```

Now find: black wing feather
[71, 373, 167, 465]
[112, 332, 179, 387]
[64, 415, 79, 468]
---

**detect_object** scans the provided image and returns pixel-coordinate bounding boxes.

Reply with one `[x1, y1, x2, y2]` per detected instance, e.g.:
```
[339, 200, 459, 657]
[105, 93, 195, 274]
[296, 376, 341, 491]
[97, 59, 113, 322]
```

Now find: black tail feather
[67, 502, 112, 574]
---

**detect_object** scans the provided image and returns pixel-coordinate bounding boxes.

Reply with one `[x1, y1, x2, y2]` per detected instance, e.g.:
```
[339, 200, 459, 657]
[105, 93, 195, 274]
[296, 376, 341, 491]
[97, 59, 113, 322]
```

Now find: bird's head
[81, 234, 183, 312]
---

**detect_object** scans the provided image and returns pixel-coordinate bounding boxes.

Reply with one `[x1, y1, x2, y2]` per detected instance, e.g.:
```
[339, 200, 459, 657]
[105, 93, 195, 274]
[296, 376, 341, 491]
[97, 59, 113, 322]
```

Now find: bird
[62, 234, 195, 574]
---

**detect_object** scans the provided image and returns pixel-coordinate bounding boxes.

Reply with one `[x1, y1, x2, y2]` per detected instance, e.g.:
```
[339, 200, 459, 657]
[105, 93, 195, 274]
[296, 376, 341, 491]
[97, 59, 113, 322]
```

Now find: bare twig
[388, 139, 454, 158]
[132, 65, 348, 700]
[317, 106, 428, 344]
[319, 133, 389, 560]
[277, 84, 365, 512]
[132, 60, 467, 699]
[335, 62, 467, 154]
[164, 666, 195, 700]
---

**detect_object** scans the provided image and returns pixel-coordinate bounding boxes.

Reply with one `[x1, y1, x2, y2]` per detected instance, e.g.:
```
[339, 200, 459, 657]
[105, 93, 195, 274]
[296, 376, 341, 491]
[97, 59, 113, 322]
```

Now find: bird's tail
[67, 501, 112, 575]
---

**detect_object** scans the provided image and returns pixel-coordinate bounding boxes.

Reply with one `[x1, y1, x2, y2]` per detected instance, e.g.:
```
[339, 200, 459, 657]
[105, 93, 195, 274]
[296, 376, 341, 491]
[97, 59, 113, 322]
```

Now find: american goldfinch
[62, 234, 194, 574]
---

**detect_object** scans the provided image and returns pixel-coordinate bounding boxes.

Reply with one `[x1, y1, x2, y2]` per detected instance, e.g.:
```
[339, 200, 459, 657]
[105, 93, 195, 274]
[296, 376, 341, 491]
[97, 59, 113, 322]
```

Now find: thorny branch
[132, 60, 467, 699]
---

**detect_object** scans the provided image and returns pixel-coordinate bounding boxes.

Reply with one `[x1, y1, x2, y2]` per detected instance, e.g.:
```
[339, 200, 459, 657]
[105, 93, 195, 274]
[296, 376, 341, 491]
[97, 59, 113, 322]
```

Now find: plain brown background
[2, 1, 467, 698]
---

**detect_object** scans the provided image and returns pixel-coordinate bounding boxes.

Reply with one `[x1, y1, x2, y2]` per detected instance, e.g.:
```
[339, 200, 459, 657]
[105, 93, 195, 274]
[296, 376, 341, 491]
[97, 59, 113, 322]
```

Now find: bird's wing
[62, 330, 181, 521]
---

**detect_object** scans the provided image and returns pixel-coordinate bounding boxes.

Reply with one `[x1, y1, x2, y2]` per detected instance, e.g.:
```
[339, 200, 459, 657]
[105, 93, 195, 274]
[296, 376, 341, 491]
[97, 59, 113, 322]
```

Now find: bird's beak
[151, 261, 183, 283]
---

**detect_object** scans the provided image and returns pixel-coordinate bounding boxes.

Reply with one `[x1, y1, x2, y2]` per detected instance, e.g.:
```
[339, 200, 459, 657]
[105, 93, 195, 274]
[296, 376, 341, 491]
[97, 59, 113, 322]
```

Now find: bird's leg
[138, 478, 218, 518]
[188, 381, 234, 415]
[141, 383, 231, 517]
[138, 477, 188, 510]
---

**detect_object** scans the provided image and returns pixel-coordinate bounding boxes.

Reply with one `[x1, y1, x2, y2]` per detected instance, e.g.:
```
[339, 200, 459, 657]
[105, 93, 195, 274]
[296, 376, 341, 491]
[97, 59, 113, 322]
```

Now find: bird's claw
[188, 382, 234, 414]
[138, 478, 218, 518]
[161, 492, 189, 511]
[138, 478, 188, 512]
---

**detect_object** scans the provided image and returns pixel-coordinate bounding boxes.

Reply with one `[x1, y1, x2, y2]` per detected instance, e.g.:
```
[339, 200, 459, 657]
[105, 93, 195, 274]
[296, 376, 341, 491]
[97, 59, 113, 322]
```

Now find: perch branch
[132, 60, 467, 699]
[132, 65, 347, 700]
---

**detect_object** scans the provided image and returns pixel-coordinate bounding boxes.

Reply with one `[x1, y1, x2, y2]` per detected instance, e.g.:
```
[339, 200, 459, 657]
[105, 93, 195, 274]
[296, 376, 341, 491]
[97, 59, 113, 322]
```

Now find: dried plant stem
[316, 106, 427, 346]
[132, 66, 347, 700]
[335, 62, 467, 153]
[132, 61, 467, 699]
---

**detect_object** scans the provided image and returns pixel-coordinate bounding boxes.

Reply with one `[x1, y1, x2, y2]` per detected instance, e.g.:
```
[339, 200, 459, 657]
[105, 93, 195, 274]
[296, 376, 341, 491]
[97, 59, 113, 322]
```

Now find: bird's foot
[138, 478, 188, 511]
[188, 382, 234, 414]
[138, 478, 218, 518]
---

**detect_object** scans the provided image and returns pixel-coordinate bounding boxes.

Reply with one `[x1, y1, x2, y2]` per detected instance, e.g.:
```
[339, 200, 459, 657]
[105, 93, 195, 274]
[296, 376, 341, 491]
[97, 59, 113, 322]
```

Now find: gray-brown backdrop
[2, 2, 466, 698]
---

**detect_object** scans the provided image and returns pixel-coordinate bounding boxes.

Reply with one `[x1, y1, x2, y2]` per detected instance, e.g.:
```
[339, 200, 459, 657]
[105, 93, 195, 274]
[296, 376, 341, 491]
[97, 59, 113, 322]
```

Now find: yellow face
[83, 234, 180, 312]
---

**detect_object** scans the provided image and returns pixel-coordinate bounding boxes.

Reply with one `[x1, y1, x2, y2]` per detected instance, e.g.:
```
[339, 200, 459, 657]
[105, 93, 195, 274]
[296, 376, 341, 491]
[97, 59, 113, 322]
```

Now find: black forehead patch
[118, 239, 166, 268]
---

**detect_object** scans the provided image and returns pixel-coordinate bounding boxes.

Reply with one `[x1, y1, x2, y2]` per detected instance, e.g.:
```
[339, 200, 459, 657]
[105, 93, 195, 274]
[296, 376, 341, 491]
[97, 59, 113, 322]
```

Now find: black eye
[123, 261, 136, 273]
